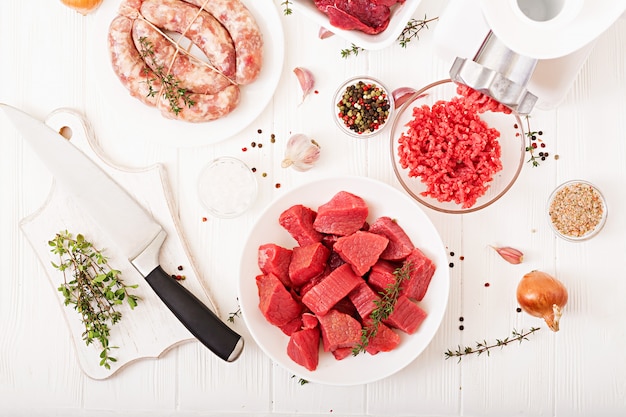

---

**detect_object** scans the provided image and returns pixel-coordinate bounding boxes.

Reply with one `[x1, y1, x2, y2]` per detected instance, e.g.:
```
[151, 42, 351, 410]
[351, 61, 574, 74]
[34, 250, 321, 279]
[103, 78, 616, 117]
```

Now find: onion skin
[516, 270, 568, 332]
[60, 0, 104, 15]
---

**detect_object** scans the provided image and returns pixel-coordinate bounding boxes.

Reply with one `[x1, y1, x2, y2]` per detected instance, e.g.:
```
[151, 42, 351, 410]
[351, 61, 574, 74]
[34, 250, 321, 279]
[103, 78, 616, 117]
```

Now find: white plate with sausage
[89, 0, 284, 146]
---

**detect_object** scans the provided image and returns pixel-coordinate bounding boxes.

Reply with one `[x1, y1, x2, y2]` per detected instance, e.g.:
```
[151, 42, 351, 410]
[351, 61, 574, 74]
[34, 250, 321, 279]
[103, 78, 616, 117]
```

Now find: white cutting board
[20, 108, 219, 380]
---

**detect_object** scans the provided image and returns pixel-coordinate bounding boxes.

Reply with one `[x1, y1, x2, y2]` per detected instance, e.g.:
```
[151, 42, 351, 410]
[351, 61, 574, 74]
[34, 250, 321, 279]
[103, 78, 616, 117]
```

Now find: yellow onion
[60, 0, 104, 15]
[516, 270, 568, 332]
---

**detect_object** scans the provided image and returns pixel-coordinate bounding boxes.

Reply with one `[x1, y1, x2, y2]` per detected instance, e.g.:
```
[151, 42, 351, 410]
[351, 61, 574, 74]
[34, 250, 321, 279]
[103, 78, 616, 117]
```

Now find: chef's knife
[0, 104, 244, 362]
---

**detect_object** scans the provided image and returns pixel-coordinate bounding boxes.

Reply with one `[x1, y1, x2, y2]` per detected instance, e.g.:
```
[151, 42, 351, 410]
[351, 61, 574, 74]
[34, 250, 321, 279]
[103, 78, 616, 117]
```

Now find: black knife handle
[144, 265, 244, 362]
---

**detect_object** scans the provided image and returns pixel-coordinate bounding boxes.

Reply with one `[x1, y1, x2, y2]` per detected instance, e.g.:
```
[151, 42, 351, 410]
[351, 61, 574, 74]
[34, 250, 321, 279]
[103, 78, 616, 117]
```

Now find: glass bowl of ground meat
[389, 79, 526, 214]
[333, 76, 394, 139]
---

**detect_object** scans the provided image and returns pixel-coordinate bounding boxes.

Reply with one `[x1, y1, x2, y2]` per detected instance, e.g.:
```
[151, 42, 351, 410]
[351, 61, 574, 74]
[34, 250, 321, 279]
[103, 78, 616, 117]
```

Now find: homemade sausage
[108, 13, 241, 122]
[139, 0, 237, 79]
[131, 18, 232, 95]
[182, 0, 263, 85]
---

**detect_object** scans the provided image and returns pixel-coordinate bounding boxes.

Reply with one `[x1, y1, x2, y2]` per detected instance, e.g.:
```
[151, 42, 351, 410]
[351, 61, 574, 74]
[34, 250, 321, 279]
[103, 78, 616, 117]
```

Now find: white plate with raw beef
[238, 176, 449, 385]
[88, 0, 284, 146]
[291, 0, 423, 50]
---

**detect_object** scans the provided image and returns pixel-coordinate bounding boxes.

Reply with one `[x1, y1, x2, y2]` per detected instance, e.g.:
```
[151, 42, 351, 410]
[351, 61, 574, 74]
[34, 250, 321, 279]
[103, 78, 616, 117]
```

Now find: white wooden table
[1, 1, 625, 416]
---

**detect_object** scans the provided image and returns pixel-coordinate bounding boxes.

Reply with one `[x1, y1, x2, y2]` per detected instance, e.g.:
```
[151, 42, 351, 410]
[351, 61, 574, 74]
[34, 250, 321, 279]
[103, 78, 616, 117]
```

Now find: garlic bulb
[60, 0, 104, 15]
[281, 134, 321, 171]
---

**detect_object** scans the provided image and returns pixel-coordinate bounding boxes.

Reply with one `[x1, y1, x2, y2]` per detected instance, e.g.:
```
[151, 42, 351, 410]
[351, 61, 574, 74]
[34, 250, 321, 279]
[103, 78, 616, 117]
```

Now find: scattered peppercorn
[275, 183, 281, 188]
[201, 217, 208, 222]
[258, 143, 263, 148]
[459, 325, 465, 331]
[484, 282, 490, 287]
[270, 134, 276, 143]
[177, 265, 183, 271]
[459, 317, 464, 322]
[516, 307, 522, 313]
[251, 167, 257, 172]
[257, 129, 262, 134]
[262, 172, 267, 177]
[242, 147, 247, 152]
[449, 251, 455, 256]
[459, 256, 465, 261]
[251, 141, 256, 147]
[449, 262, 454, 268]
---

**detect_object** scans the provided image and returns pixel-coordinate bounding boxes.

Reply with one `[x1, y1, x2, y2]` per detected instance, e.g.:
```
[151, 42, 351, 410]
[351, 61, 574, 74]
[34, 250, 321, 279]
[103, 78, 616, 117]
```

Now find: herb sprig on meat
[352, 262, 412, 355]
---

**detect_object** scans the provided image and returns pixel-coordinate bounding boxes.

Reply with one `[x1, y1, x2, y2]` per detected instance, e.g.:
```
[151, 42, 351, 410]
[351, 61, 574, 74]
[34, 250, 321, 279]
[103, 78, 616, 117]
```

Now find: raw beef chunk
[368, 216, 414, 261]
[301, 263, 363, 316]
[256, 273, 301, 326]
[313, 0, 392, 35]
[313, 191, 368, 236]
[348, 281, 381, 320]
[384, 295, 427, 334]
[367, 259, 398, 292]
[334, 231, 389, 276]
[289, 242, 331, 287]
[402, 248, 436, 301]
[287, 327, 321, 371]
[279, 204, 322, 246]
[318, 309, 362, 352]
[258, 243, 293, 288]
[364, 320, 400, 355]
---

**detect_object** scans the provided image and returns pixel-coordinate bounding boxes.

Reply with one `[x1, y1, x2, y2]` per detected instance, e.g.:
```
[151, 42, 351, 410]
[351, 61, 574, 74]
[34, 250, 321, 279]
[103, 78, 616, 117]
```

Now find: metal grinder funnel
[450, 31, 538, 114]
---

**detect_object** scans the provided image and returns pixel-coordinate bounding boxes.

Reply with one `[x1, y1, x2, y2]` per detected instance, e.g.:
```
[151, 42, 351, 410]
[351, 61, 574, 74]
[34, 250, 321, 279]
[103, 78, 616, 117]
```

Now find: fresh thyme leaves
[341, 15, 438, 57]
[49, 231, 140, 370]
[137, 36, 196, 116]
[341, 43, 364, 58]
[281, 0, 293, 15]
[523, 115, 549, 167]
[352, 262, 412, 355]
[227, 306, 241, 323]
[397, 16, 439, 48]
[444, 327, 541, 362]
[291, 375, 309, 385]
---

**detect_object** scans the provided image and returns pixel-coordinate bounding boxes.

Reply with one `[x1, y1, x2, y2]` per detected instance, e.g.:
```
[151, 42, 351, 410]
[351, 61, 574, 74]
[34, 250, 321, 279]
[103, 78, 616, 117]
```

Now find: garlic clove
[392, 87, 417, 109]
[282, 133, 321, 172]
[318, 27, 335, 39]
[491, 245, 524, 264]
[293, 67, 315, 104]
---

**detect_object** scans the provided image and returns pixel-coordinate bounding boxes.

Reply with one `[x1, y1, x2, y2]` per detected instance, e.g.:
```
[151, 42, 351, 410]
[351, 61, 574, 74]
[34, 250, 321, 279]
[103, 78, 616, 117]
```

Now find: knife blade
[1, 104, 244, 362]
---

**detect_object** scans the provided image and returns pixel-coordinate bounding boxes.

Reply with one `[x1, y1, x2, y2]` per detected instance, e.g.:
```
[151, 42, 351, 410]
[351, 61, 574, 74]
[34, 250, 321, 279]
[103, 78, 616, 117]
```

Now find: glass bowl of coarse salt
[333, 76, 394, 139]
[389, 79, 526, 214]
[547, 180, 607, 241]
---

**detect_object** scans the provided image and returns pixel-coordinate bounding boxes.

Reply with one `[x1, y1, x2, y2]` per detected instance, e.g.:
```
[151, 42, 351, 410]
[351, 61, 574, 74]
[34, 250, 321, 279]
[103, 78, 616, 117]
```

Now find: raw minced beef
[397, 89, 503, 208]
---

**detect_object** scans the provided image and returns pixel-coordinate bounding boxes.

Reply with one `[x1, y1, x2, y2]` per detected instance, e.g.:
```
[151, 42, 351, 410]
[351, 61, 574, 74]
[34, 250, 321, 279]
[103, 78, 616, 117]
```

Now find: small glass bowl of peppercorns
[333, 76, 394, 139]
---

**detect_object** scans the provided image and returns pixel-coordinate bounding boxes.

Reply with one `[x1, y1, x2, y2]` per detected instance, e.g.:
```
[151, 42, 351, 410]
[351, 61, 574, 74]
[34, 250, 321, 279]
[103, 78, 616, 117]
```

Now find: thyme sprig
[227, 306, 241, 323]
[341, 15, 438, 57]
[49, 231, 140, 369]
[137, 36, 196, 116]
[523, 115, 548, 167]
[444, 327, 541, 362]
[281, 0, 293, 15]
[352, 262, 412, 355]
[398, 16, 439, 48]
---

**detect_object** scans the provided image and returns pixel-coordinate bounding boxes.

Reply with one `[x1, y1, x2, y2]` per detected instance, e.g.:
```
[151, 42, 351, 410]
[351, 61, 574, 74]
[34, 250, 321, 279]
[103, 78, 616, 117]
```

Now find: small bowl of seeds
[333, 76, 394, 139]
[547, 180, 607, 242]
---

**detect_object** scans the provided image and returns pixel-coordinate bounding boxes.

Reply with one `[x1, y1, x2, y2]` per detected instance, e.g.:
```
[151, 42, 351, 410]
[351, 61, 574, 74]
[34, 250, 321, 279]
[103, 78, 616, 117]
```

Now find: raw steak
[318, 309, 362, 352]
[256, 273, 302, 326]
[313, 0, 392, 35]
[369, 216, 414, 261]
[384, 295, 427, 334]
[367, 259, 399, 292]
[313, 191, 368, 236]
[279, 315, 304, 336]
[289, 242, 331, 287]
[279, 204, 322, 246]
[301, 263, 363, 316]
[258, 243, 293, 288]
[334, 231, 389, 276]
[287, 327, 321, 371]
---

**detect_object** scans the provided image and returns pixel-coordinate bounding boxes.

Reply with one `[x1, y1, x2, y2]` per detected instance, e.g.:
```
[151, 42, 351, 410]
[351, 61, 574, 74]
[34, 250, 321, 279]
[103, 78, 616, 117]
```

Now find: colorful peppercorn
[337, 81, 391, 135]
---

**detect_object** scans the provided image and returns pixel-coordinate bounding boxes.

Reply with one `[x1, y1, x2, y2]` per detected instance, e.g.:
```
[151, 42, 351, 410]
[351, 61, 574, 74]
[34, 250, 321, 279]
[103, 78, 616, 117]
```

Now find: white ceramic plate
[89, 0, 284, 146]
[238, 176, 450, 386]
[291, 0, 423, 50]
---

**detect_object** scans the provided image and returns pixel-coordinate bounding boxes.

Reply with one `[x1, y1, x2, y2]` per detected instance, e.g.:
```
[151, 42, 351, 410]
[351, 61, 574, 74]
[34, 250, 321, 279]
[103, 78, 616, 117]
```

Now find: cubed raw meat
[334, 231, 389, 276]
[279, 204, 322, 246]
[287, 327, 321, 371]
[258, 243, 293, 288]
[364, 319, 401, 355]
[279, 315, 304, 336]
[318, 309, 362, 352]
[301, 263, 363, 316]
[367, 259, 399, 292]
[289, 242, 331, 287]
[368, 216, 415, 261]
[331, 347, 353, 360]
[256, 274, 302, 326]
[384, 295, 427, 334]
[348, 282, 381, 319]
[302, 312, 319, 329]
[313, 191, 368, 236]
[402, 248, 436, 301]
